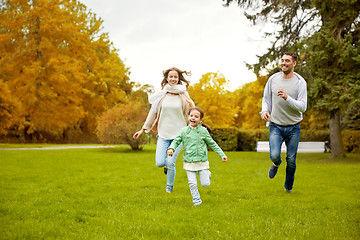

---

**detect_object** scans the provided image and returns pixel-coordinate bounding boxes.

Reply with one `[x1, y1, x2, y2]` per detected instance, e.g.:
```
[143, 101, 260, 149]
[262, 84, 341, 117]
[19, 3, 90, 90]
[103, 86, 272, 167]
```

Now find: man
[260, 52, 307, 193]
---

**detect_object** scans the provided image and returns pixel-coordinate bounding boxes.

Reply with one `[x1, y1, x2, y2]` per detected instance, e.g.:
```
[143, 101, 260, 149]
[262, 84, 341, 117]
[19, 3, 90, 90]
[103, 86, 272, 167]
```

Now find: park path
[0, 145, 115, 150]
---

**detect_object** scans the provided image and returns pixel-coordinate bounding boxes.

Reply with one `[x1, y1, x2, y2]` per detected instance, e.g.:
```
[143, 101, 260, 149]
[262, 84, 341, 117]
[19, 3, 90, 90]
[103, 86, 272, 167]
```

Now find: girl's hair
[189, 107, 212, 133]
[161, 67, 191, 89]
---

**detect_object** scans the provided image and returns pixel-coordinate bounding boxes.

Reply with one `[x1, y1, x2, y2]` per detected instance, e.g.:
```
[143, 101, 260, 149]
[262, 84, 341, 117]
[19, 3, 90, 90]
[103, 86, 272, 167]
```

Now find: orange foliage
[233, 76, 267, 129]
[0, 0, 132, 141]
[96, 102, 148, 150]
[189, 72, 238, 127]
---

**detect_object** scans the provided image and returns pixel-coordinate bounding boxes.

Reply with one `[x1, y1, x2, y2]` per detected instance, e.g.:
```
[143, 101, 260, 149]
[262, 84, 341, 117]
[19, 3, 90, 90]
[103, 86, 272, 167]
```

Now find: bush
[210, 127, 359, 153]
[237, 129, 268, 151]
[210, 128, 239, 151]
[300, 130, 330, 141]
[342, 130, 360, 153]
[96, 102, 148, 150]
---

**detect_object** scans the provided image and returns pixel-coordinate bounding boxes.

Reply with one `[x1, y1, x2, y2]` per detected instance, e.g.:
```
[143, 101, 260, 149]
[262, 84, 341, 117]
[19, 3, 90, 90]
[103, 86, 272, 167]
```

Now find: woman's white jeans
[186, 170, 210, 205]
[155, 137, 183, 192]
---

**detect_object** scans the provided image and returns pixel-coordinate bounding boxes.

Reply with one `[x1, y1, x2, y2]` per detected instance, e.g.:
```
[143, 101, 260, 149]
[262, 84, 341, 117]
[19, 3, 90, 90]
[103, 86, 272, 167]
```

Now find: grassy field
[0, 144, 359, 239]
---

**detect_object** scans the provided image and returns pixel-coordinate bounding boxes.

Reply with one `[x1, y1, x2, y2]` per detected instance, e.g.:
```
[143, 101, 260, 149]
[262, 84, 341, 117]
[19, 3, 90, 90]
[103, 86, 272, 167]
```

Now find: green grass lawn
[0, 144, 359, 239]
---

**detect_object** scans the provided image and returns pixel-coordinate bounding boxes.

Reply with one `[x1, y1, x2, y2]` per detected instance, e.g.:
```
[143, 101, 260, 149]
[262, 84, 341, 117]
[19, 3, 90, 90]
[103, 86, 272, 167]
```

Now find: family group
[133, 52, 307, 206]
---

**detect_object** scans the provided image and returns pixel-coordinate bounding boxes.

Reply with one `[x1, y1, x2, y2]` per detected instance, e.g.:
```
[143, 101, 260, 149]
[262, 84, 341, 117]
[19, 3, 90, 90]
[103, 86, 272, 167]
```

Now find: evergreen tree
[222, 0, 360, 157]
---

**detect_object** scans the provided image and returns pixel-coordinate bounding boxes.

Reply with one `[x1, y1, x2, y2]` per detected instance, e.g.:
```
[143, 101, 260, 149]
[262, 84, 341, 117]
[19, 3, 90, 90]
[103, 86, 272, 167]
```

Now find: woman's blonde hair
[161, 67, 191, 89]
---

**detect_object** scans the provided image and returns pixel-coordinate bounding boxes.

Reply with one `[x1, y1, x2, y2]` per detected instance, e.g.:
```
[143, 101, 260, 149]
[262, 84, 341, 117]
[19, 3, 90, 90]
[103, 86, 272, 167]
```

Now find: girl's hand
[167, 149, 174, 156]
[133, 129, 144, 139]
[222, 157, 228, 162]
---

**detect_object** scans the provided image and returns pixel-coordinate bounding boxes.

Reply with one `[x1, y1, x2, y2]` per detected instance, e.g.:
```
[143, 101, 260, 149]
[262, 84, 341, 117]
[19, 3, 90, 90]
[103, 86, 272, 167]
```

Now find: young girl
[133, 67, 195, 193]
[167, 107, 227, 206]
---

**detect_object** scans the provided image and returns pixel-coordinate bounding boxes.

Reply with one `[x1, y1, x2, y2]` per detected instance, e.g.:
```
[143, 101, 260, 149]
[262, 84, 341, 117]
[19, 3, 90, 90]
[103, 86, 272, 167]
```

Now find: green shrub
[300, 130, 330, 141]
[210, 128, 239, 151]
[210, 128, 359, 153]
[237, 129, 268, 151]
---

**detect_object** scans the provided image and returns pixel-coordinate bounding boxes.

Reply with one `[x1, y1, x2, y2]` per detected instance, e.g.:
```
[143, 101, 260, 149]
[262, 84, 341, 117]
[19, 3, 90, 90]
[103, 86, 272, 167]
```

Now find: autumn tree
[0, 0, 133, 142]
[0, 81, 23, 136]
[222, 0, 360, 157]
[233, 75, 267, 129]
[188, 72, 238, 127]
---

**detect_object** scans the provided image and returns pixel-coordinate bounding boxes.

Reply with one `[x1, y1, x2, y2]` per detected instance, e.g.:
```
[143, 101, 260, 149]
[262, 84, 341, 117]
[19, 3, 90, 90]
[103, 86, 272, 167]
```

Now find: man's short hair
[284, 52, 298, 62]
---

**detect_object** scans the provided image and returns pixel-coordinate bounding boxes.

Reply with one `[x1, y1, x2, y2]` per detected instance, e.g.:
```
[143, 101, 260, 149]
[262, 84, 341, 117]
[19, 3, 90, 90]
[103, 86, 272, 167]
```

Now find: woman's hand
[133, 129, 144, 139]
[222, 157, 228, 162]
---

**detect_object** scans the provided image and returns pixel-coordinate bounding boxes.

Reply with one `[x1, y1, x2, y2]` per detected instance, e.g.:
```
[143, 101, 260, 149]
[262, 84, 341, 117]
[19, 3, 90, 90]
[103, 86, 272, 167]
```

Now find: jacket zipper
[197, 130, 201, 161]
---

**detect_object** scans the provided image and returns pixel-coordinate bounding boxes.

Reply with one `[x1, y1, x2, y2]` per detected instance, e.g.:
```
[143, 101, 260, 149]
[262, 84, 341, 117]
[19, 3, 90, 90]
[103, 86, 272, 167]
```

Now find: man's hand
[277, 88, 288, 100]
[261, 110, 270, 122]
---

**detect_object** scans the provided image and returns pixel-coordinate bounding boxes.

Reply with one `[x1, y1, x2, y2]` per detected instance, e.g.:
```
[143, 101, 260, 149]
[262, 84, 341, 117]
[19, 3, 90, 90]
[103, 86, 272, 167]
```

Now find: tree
[0, 81, 23, 136]
[0, 0, 132, 142]
[188, 72, 238, 127]
[96, 102, 148, 150]
[222, 0, 360, 157]
[305, 26, 360, 157]
[233, 75, 267, 129]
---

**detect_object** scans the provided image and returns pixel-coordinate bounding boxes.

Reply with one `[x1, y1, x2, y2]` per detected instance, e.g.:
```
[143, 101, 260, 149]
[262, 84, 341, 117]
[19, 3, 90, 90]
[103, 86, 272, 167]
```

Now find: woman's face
[167, 70, 179, 86]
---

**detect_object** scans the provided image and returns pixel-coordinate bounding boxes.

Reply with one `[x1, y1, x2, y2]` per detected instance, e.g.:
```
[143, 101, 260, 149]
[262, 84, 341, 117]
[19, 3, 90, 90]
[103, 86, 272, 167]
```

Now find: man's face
[281, 55, 296, 75]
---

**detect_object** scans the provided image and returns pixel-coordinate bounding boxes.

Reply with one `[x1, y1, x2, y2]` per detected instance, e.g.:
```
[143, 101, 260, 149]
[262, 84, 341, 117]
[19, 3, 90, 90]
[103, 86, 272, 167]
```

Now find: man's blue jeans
[269, 122, 300, 190]
[156, 137, 183, 192]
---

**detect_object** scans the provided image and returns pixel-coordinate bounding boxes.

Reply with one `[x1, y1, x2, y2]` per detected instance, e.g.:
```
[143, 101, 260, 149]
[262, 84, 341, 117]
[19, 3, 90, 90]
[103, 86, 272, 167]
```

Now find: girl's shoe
[164, 166, 168, 174]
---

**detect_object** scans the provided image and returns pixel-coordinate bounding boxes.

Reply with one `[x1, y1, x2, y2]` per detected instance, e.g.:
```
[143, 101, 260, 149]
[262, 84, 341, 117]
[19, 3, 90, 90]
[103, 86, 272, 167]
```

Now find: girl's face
[189, 109, 202, 128]
[167, 70, 179, 86]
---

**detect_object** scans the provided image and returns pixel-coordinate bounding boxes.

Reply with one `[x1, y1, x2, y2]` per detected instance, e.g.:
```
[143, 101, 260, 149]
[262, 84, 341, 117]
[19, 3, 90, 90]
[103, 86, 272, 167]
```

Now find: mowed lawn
[0, 144, 359, 239]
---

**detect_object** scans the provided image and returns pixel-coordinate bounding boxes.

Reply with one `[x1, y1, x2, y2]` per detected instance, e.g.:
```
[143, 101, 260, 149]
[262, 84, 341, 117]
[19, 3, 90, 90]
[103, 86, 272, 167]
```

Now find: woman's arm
[133, 107, 156, 139]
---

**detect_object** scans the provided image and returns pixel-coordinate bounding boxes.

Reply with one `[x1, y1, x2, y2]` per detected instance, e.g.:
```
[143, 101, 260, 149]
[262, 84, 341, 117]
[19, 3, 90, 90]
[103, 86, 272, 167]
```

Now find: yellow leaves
[0, 80, 23, 135]
[0, 0, 132, 141]
[189, 72, 239, 127]
[233, 75, 267, 129]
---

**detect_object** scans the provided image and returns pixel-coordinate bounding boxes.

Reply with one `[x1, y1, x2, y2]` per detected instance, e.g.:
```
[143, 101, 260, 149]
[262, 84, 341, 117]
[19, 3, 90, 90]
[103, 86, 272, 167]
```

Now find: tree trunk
[329, 109, 346, 158]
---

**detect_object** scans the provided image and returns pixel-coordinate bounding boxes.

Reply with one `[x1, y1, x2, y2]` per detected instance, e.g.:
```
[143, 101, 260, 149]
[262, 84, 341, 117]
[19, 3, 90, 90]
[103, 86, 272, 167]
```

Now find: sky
[83, 0, 271, 91]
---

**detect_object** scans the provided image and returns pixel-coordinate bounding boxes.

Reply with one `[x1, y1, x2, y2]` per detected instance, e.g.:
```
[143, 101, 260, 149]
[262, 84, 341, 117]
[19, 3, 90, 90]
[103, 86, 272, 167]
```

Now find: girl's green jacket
[169, 125, 226, 163]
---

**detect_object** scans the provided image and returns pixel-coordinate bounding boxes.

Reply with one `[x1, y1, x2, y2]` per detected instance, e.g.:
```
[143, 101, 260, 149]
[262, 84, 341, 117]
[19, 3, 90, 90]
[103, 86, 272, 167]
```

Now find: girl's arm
[167, 132, 183, 156]
[203, 129, 227, 160]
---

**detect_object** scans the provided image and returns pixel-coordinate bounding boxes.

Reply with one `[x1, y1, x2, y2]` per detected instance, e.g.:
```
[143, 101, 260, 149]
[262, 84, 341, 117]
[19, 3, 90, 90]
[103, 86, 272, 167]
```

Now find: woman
[133, 67, 195, 193]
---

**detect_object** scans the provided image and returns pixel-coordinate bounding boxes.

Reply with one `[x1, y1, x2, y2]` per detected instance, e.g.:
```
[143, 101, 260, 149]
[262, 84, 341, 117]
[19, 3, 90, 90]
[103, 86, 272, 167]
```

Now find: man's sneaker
[285, 188, 292, 193]
[268, 164, 279, 179]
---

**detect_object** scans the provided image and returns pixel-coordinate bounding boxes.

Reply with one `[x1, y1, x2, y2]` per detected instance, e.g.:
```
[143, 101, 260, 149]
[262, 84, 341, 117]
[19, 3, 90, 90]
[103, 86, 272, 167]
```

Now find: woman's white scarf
[149, 84, 187, 113]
